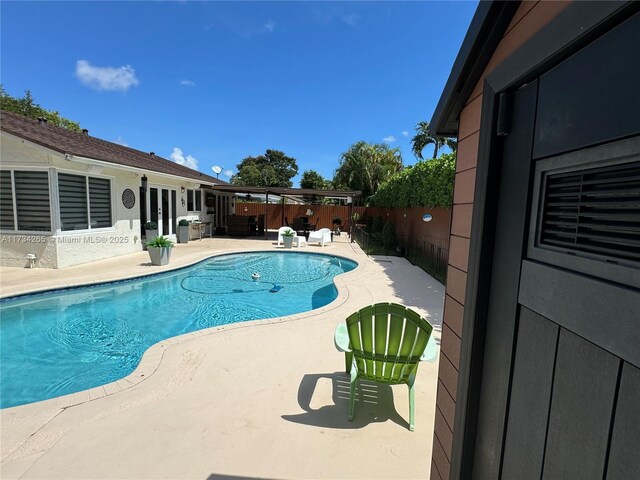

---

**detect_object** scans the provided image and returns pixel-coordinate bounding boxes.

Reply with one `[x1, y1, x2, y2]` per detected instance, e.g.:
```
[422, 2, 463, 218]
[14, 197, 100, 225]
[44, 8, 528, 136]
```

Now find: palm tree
[334, 141, 403, 200]
[411, 121, 457, 159]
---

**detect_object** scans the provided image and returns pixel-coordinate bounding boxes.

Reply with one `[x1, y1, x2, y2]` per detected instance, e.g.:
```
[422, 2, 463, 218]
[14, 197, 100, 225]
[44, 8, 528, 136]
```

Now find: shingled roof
[0, 110, 227, 185]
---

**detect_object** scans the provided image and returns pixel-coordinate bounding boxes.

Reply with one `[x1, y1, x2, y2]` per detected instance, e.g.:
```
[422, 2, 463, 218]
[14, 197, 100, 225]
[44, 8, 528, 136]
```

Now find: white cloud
[339, 13, 359, 27]
[223, 169, 234, 178]
[180, 79, 195, 86]
[211, 17, 277, 38]
[313, 8, 360, 28]
[114, 136, 128, 147]
[383, 135, 396, 143]
[170, 147, 198, 170]
[402, 131, 409, 137]
[75, 60, 139, 92]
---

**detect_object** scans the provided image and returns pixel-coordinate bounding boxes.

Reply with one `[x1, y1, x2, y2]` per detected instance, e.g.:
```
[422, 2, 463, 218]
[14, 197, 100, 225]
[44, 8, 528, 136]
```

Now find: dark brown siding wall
[430, 2, 571, 478]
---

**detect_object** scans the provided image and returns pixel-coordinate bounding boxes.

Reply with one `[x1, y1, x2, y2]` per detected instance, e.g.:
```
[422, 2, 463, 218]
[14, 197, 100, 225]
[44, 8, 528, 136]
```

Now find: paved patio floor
[0, 234, 444, 479]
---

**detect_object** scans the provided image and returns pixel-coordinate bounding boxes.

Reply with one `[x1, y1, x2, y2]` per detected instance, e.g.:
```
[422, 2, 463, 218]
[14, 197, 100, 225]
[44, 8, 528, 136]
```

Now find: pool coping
[0, 247, 364, 415]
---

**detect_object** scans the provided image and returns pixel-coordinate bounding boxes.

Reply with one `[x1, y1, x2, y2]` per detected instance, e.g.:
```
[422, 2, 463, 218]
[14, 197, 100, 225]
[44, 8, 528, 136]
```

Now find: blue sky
[1, 1, 477, 185]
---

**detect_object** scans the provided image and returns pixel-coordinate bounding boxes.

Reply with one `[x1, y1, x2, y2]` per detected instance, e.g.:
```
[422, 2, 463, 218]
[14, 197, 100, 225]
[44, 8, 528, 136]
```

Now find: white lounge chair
[308, 228, 332, 247]
[277, 226, 306, 248]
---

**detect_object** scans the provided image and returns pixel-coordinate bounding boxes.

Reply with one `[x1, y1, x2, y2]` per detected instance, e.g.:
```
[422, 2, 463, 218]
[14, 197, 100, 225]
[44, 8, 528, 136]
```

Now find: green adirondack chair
[334, 302, 433, 431]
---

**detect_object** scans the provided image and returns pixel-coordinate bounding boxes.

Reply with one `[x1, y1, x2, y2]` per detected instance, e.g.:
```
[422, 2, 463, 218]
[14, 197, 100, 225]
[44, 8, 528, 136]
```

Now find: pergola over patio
[203, 184, 362, 240]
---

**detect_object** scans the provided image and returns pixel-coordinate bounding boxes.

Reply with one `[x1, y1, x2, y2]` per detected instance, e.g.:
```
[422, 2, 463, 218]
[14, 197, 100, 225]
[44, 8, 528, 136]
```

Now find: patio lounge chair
[277, 226, 307, 248]
[307, 228, 332, 246]
[333, 302, 433, 431]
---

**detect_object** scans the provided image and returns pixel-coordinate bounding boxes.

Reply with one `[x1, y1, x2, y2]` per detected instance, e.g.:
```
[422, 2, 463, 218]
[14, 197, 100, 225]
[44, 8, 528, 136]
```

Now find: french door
[148, 186, 177, 236]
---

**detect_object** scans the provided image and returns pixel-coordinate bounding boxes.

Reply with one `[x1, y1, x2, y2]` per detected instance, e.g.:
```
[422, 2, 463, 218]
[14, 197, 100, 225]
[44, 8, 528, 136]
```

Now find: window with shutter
[187, 189, 194, 211]
[89, 177, 111, 228]
[58, 173, 88, 231]
[14, 171, 51, 231]
[0, 170, 14, 230]
[58, 173, 112, 231]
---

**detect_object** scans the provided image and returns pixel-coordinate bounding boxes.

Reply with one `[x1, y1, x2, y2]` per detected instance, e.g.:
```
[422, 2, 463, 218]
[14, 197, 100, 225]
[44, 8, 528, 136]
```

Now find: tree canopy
[368, 153, 456, 208]
[333, 141, 403, 200]
[231, 149, 299, 187]
[411, 121, 457, 159]
[0, 86, 82, 132]
[300, 170, 332, 190]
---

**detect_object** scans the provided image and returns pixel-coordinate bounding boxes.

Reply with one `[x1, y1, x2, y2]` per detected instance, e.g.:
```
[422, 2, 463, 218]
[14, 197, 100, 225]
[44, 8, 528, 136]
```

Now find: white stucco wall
[1, 135, 58, 267]
[0, 132, 224, 269]
[52, 158, 143, 268]
[0, 235, 59, 268]
[0, 134, 53, 167]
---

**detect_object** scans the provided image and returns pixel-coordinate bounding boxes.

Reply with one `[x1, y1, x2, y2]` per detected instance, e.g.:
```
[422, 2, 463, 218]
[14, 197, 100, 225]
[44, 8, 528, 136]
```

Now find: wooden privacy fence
[353, 206, 451, 283]
[235, 202, 451, 281]
[360, 206, 451, 250]
[235, 204, 450, 243]
[235, 203, 366, 232]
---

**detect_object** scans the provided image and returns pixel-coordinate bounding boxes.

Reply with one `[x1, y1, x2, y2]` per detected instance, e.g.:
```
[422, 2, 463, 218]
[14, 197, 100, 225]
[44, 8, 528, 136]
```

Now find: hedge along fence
[359, 154, 455, 283]
[368, 153, 455, 208]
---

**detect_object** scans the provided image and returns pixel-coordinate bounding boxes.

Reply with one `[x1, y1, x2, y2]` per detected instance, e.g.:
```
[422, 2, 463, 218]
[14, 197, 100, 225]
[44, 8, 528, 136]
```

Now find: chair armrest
[334, 323, 351, 353]
[420, 335, 439, 363]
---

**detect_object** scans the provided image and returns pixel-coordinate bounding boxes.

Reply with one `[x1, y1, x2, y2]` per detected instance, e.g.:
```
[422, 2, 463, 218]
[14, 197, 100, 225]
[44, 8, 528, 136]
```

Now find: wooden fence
[235, 202, 451, 281]
[235, 203, 451, 248]
[235, 203, 364, 232]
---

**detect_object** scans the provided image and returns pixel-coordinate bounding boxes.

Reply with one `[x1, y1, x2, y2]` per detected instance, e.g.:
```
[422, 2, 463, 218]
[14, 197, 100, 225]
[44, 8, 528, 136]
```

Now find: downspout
[264, 191, 269, 240]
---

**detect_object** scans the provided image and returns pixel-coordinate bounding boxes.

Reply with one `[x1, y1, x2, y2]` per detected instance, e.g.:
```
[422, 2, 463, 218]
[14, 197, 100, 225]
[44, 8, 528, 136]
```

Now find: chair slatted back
[346, 303, 432, 384]
[292, 218, 305, 231]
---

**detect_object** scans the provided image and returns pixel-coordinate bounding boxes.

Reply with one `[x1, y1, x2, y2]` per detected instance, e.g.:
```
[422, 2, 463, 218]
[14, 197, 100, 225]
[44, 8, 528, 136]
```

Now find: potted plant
[177, 219, 190, 244]
[144, 221, 158, 240]
[282, 228, 295, 249]
[332, 216, 342, 236]
[147, 236, 174, 266]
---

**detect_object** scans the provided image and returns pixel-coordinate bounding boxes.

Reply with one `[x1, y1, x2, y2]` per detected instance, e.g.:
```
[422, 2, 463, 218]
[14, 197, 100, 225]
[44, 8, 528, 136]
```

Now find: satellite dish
[211, 165, 223, 178]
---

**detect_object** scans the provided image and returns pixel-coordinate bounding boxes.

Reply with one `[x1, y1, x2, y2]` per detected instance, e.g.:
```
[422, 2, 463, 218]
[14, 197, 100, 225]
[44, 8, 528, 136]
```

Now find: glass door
[171, 190, 177, 236]
[161, 189, 169, 236]
[150, 188, 159, 229]
[148, 187, 176, 236]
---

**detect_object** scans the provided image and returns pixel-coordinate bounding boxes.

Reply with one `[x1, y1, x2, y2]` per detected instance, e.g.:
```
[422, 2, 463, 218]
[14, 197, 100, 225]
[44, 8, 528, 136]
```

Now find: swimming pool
[0, 251, 357, 409]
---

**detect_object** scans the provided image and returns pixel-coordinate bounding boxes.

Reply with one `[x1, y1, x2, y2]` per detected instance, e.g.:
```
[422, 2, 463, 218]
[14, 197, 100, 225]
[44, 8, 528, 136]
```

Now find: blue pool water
[0, 252, 357, 408]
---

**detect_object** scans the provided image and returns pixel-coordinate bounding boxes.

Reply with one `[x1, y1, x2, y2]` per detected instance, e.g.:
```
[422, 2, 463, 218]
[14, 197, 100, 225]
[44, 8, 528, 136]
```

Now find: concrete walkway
[0, 235, 444, 479]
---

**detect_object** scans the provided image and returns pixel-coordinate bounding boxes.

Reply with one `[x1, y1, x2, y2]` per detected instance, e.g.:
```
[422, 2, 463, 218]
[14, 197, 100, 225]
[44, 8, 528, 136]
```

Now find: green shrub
[365, 215, 374, 233]
[372, 215, 384, 236]
[382, 220, 397, 251]
[369, 153, 455, 208]
[144, 221, 158, 230]
[281, 228, 295, 237]
[147, 236, 174, 248]
[178, 219, 190, 226]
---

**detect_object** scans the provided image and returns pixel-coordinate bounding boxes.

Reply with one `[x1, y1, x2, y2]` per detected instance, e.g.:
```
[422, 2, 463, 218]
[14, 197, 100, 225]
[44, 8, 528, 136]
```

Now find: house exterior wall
[430, 2, 572, 478]
[0, 133, 215, 269]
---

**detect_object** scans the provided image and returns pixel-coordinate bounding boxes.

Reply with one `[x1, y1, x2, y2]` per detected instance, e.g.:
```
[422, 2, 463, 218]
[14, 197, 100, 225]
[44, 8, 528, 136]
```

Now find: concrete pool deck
[0, 234, 444, 479]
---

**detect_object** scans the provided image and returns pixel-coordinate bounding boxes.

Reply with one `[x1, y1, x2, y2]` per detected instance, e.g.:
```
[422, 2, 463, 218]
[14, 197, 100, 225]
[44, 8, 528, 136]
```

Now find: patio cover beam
[204, 184, 361, 199]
